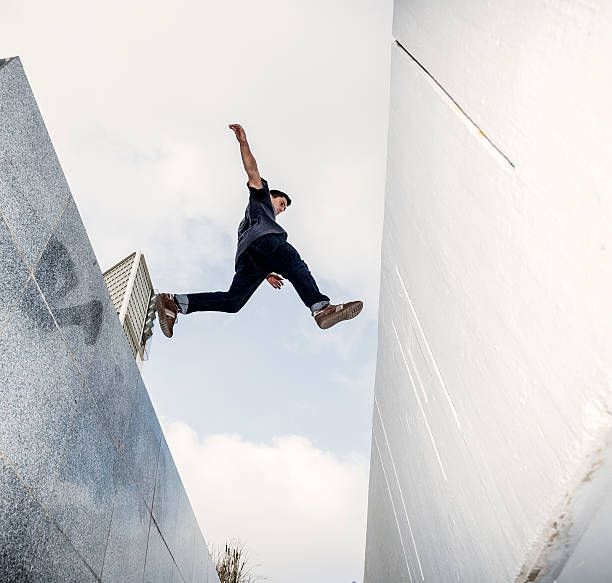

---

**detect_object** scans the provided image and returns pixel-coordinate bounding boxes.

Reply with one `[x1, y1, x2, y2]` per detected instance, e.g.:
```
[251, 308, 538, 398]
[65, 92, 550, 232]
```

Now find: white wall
[365, 2, 612, 581]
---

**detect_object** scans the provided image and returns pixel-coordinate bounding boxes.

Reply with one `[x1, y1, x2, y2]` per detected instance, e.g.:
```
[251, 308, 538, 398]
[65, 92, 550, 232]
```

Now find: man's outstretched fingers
[229, 124, 246, 142]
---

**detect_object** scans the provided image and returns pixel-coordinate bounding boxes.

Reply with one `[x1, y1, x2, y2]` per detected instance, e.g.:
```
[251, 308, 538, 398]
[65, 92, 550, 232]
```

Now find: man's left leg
[261, 241, 363, 329]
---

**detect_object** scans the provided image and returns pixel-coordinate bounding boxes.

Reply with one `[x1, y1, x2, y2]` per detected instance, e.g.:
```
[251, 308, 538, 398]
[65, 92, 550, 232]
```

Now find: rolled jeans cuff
[310, 300, 330, 316]
[174, 293, 189, 314]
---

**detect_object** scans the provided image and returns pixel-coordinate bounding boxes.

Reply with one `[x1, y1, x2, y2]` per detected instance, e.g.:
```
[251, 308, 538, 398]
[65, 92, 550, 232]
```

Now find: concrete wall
[365, 2, 612, 582]
[0, 57, 220, 583]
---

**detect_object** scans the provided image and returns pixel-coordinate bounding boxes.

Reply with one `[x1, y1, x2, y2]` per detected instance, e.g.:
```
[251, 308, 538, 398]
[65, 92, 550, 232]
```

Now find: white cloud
[163, 419, 369, 583]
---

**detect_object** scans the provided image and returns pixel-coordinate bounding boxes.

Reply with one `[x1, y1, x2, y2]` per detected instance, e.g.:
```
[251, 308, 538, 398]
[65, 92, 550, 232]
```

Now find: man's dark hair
[270, 189, 292, 206]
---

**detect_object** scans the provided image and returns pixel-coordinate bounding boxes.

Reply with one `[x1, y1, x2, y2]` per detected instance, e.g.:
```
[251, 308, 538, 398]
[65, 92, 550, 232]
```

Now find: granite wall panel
[120, 377, 163, 509]
[0, 277, 85, 508]
[144, 520, 175, 583]
[0, 59, 71, 268]
[0, 215, 29, 331]
[0, 57, 219, 583]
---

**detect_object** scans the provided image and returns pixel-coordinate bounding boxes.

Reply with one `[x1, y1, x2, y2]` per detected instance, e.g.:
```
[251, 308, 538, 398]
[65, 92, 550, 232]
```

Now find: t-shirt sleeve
[247, 178, 270, 199]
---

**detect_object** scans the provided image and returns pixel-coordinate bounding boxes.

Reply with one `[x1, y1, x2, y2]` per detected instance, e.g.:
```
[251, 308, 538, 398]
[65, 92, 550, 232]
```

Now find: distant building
[103, 251, 156, 370]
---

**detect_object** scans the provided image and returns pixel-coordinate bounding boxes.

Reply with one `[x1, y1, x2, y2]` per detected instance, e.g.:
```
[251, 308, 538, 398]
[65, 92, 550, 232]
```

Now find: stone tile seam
[0, 376, 89, 553]
[0, 445, 102, 582]
[68, 391, 180, 581]
[117, 431, 163, 516]
[154, 438, 204, 581]
[142, 508, 155, 579]
[146, 435, 193, 582]
[81, 295, 115, 379]
[145, 432, 164, 515]
[23, 382, 101, 581]
[83, 296, 126, 383]
[42, 381, 171, 582]
[82, 383, 189, 582]
[372, 432, 415, 583]
[29, 192, 73, 273]
[0, 192, 72, 275]
[1, 239, 195, 578]
[81, 381, 153, 510]
[98, 501, 115, 582]
[142, 435, 168, 579]
[100, 401, 165, 518]
[1, 67, 201, 580]
[394, 40, 515, 169]
[125, 401, 204, 580]
[5, 364, 153, 581]
[30, 273, 95, 380]
[149, 514, 188, 583]
[374, 397, 425, 580]
[0, 194, 99, 380]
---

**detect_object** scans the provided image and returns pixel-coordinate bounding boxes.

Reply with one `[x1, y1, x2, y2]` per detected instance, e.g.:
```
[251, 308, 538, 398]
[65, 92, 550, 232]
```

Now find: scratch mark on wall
[395, 265, 462, 429]
[373, 429, 417, 582]
[391, 320, 448, 482]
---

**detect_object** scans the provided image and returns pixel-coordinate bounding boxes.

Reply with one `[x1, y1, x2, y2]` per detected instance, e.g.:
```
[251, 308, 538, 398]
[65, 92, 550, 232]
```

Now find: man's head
[270, 189, 292, 215]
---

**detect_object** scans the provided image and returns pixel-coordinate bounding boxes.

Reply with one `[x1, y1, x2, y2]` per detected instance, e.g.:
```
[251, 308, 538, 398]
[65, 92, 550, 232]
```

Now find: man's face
[271, 195, 288, 215]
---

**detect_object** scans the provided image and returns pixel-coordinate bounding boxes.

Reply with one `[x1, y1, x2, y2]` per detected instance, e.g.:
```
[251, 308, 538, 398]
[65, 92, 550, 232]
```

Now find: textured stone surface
[143, 520, 175, 583]
[0, 57, 219, 583]
[174, 487, 199, 582]
[151, 438, 183, 555]
[101, 457, 150, 582]
[35, 197, 107, 375]
[0, 215, 29, 332]
[0, 455, 45, 583]
[0, 278, 84, 507]
[192, 529, 218, 583]
[27, 517, 98, 583]
[45, 389, 117, 577]
[120, 377, 162, 509]
[86, 294, 140, 446]
[0, 58, 71, 268]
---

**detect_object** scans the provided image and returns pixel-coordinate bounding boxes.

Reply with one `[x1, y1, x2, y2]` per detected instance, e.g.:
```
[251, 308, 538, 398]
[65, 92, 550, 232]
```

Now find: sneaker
[156, 293, 180, 338]
[314, 301, 363, 330]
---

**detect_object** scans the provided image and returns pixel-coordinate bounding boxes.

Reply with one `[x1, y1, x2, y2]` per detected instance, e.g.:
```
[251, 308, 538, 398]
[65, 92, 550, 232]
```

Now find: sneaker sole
[318, 301, 363, 330]
[155, 294, 175, 338]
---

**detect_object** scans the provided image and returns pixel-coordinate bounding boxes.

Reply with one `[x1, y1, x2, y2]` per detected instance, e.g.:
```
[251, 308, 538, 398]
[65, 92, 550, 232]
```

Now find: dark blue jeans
[186, 234, 329, 314]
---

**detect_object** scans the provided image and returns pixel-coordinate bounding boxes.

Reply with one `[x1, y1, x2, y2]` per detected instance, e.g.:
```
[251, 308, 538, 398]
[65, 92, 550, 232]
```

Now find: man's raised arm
[229, 124, 263, 189]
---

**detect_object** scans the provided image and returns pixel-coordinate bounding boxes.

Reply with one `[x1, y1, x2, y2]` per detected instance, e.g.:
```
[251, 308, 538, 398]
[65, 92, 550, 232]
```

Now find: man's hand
[229, 123, 262, 189]
[266, 273, 284, 290]
[229, 124, 247, 143]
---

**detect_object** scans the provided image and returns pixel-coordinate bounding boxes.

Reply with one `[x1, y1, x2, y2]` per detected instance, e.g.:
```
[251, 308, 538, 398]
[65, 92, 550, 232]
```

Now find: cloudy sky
[1, 2, 392, 581]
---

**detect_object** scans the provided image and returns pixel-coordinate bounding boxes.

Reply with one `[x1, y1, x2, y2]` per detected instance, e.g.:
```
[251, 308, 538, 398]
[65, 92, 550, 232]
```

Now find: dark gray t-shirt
[235, 178, 287, 266]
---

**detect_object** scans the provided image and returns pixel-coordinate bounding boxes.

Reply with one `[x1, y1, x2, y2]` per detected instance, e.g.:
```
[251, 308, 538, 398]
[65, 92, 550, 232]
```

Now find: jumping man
[156, 123, 363, 338]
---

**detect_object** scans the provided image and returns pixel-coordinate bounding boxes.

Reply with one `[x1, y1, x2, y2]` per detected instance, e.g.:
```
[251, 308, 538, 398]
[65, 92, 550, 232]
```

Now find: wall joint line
[395, 40, 515, 169]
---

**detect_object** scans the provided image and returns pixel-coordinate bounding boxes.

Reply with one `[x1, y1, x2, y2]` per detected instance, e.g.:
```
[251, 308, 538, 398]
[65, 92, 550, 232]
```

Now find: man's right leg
[183, 252, 266, 314]
[157, 252, 266, 338]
